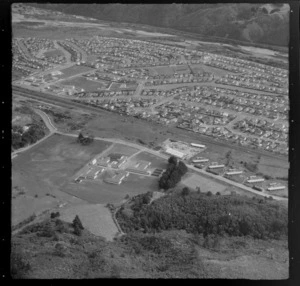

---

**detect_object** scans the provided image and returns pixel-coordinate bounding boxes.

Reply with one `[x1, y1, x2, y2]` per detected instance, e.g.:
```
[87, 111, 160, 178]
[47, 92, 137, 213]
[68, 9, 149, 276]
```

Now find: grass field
[60, 76, 108, 91]
[181, 173, 227, 194]
[150, 66, 174, 76]
[59, 203, 119, 241]
[102, 143, 140, 157]
[57, 65, 95, 79]
[63, 173, 159, 204]
[43, 49, 64, 57]
[12, 134, 112, 198]
[258, 156, 289, 179]
[133, 151, 168, 169]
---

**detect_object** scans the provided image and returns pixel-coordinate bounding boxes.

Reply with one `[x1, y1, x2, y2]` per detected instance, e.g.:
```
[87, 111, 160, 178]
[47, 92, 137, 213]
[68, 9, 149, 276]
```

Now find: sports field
[43, 49, 64, 57]
[57, 65, 95, 79]
[150, 66, 174, 76]
[60, 76, 109, 91]
[12, 134, 112, 198]
[62, 173, 159, 204]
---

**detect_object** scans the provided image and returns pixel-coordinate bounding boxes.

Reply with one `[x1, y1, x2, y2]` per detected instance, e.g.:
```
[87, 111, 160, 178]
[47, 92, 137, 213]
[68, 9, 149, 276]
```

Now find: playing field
[43, 49, 64, 57]
[12, 134, 112, 198]
[150, 66, 174, 76]
[62, 173, 159, 204]
[133, 151, 168, 169]
[181, 173, 227, 194]
[57, 65, 95, 79]
[60, 76, 109, 91]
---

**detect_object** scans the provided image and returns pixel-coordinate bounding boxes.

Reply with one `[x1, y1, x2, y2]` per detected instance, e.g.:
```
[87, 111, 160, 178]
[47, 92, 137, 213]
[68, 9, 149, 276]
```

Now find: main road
[14, 106, 287, 202]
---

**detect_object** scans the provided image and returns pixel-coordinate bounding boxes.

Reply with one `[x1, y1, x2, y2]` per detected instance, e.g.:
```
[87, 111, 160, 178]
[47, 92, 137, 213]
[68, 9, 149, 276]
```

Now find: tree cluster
[12, 124, 45, 150]
[116, 192, 287, 240]
[159, 156, 188, 190]
[77, 132, 94, 145]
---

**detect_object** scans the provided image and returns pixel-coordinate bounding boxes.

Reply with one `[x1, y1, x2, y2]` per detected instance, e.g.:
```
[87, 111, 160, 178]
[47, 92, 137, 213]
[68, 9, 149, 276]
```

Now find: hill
[28, 3, 289, 47]
[11, 192, 288, 279]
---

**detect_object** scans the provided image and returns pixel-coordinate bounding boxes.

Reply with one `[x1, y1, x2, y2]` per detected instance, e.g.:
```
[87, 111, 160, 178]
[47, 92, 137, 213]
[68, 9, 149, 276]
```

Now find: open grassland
[59, 203, 119, 241]
[63, 173, 158, 204]
[102, 143, 140, 157]
[258, 156, 289, 179]
[181, 173, 227, 194]
[12, 133, 112, 198]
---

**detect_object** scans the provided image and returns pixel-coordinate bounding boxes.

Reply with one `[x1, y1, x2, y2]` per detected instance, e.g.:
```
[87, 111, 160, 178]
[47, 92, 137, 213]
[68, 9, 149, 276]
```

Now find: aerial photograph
[11, 3, 289, 279]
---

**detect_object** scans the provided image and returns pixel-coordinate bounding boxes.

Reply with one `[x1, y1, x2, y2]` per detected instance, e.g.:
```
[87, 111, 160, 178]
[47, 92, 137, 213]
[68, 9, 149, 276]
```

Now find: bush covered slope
[116, 192, 288, 240]
[30, 3, 289, 47]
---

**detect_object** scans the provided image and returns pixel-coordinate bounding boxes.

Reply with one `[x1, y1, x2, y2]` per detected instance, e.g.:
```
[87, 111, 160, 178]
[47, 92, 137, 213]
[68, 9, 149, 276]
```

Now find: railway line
[12, 85, 288, 162]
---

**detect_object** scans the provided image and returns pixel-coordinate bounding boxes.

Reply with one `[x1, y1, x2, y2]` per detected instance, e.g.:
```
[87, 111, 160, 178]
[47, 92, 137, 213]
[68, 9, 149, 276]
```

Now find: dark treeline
[159, 156, 188, 190]
[12, 124, 46, 150]
[116, 192, 287, 240]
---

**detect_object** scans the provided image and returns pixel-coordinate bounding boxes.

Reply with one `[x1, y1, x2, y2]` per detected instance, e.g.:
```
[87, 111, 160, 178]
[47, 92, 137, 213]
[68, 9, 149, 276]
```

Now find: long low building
[208, 164, 225, 169]
[164, 147, 186, 159]
[192, 158, 209, 163]
[267, 185, 286, 191]
[247, 177, 265, 183]
[191, 143, 206, 148]
[225, 170, 243, 176]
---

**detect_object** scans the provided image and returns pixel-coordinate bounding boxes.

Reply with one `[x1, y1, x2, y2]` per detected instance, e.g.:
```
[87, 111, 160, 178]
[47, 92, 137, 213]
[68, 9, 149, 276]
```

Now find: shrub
[50, 212, 60, 219]
[181, 187, 190, 196]
[54, 243, 65, 257]
[11, 248, 31, 279]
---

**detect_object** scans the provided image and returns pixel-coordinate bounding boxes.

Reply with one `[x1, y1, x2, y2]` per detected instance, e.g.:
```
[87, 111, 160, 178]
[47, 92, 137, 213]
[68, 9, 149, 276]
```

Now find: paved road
[31, 109, 286, 202]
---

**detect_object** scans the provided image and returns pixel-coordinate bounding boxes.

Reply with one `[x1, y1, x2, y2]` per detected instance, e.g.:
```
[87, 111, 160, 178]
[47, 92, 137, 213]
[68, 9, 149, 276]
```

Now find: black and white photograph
[10, 2, 293, 279]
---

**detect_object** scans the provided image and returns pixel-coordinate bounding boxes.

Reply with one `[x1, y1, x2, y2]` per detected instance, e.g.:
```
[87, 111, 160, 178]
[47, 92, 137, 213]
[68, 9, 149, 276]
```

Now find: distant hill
[28, 3, 289, 47]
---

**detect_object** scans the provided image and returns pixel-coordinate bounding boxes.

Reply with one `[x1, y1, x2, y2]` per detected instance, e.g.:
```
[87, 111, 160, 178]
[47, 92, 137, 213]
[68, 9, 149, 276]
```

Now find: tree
[50, 212, 60, 219]
[206, 191, 213, 197]
[72, 215, 84, 230]
[168, 156, 177, 166]
[77, 132, 84, 143]
[178, 161, 188, 176]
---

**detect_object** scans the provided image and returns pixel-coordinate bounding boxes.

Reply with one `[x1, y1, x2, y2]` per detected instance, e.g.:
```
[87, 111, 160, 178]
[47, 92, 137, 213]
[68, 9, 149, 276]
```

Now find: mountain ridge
[27, 3, 289, 47]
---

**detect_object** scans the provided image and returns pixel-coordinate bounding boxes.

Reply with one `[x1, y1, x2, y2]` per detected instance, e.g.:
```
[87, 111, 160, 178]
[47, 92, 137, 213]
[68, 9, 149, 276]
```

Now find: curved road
[18, 108, 287, 202]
